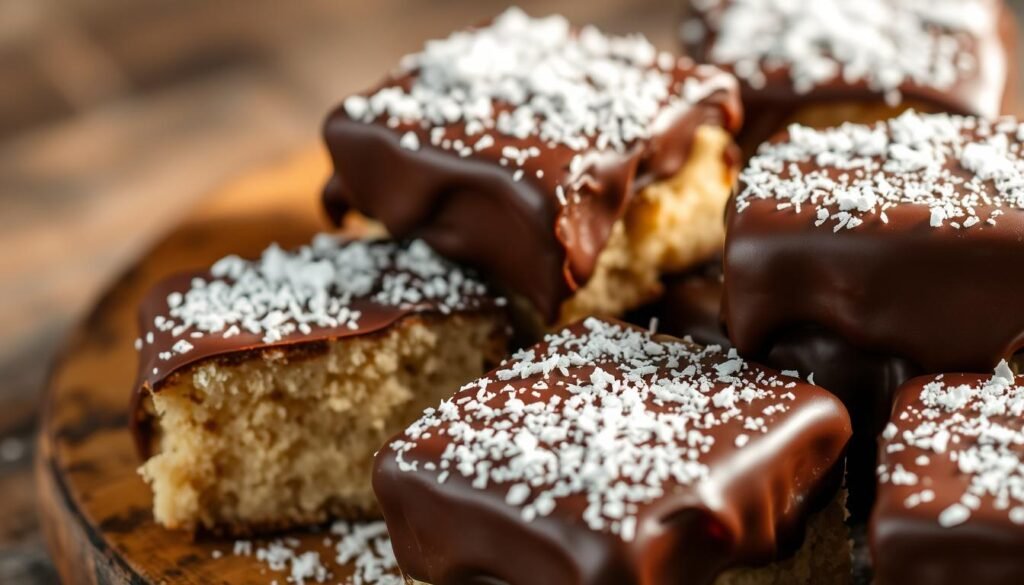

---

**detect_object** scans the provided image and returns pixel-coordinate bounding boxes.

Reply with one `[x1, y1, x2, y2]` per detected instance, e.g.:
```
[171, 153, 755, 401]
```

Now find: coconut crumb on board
[221, 521, 402, 585]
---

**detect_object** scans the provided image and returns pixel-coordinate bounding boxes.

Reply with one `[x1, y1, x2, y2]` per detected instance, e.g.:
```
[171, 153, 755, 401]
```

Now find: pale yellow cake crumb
[139, 313, 506, 534]
[558, 124, 736, 325]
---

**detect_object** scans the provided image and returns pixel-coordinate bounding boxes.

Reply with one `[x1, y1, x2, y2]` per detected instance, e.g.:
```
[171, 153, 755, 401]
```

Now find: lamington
[871, 363, 1024, 585]
[323, 8, 742, 328]
[374, 318, 853, 585]
[132, 235, 509, 534]
[681, 0, 1016, 154]
[722, 111, 1024, 513]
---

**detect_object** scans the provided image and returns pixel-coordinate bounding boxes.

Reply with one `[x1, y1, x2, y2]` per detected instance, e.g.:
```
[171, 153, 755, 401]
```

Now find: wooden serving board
[33, 148, 397, 584]
[33, 147, 877, 585]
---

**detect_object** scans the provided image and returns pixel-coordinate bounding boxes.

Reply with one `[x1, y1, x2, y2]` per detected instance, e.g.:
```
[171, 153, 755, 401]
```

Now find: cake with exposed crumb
[374, 318, 853, 585]
[132, 235, 509, 534]
[322, 8, 742, 329]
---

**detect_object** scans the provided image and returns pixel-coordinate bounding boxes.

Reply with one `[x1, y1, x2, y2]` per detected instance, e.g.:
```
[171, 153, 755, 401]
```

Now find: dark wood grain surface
[2, 1, 1024, 582]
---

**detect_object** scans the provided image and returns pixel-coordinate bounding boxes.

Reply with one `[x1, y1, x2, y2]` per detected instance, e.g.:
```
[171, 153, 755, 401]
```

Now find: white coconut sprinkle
[225, 521, 401, 585]
[399, 131, 420, 151]
[388, 318, 811, 541]
[878, 361, 1024, 529]
[331, 521, 403, 585]
[342, 8, 734, 204]
[140, 235, 498, 362]
[736, 111, 1024, 230]
[687, 0, 993, 100]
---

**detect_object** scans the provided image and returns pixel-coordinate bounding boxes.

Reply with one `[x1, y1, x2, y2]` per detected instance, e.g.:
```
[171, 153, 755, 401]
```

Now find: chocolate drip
[871, 372, 1024, 585]
[373, 319, 851, 585]
[323, 46, 740, 322]
[764, 326, 920, 518]
[724, 188, 1024, 376]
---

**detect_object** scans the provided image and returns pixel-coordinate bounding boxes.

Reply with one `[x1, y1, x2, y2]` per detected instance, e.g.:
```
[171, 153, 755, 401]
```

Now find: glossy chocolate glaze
[723, 115, 1024, 516]
[625, 259, 730, 348]
[323, 42, 741, 323]
[723, 135, 1024, 378]
[765, 326, 920, 518]
[682, 0, 1015, 152]
[373, 319, 851, 585]
[130, 239, 504, 458]
[871, 372, 1024, 585]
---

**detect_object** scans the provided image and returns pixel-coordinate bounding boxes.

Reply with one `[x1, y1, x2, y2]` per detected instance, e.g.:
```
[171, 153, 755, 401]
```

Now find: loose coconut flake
[737, 111, 1024, 230]
[226, 520, 401, 585]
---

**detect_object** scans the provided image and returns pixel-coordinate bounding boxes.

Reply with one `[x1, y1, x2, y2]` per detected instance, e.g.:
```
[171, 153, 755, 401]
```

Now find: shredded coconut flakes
[342, 8, 733, 204]
[879, 361, 1024, 528]
[736, 111, 1024, 230]
[688, 0, 993, 99]
[226, 521, 401, 585]
[389, 318, 804, 541]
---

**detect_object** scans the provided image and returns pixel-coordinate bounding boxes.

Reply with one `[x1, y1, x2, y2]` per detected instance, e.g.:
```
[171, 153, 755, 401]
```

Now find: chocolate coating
[322, 15, 741, 322]
[765, 326, 920, 517]
[871, 371, 1024, 584]
[724, 124, 1024, 378]
[131, 238, 504, 458]
[625, 259, 730, 348]
[374, 319, 851, 585]
[682, 0, 1015, 152]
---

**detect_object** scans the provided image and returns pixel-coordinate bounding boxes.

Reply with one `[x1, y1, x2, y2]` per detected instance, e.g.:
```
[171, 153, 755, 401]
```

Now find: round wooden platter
[34, 148, 391, 584]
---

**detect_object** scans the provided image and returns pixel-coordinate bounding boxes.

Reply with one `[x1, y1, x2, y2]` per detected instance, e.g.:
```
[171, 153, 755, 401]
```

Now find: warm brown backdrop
[2, 1, 1023, 582]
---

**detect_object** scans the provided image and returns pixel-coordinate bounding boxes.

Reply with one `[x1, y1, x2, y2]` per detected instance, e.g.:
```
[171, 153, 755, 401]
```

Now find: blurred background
[1, 1, 1022, 582]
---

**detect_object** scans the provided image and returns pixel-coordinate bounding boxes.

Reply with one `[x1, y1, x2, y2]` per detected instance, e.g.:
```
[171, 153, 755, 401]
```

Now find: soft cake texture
[140, 315, 505, 533]
[134, 236, 508, 534]
[558, 124, 736, 325]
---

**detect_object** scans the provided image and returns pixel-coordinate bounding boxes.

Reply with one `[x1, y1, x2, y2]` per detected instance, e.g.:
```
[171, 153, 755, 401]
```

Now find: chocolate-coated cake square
[871, 363, 1024, 584]
[133, 236, 509, 534]
[323, 9, 742, 327]
[682, 0, 1016, 153]
[374, 318, 852, 585]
